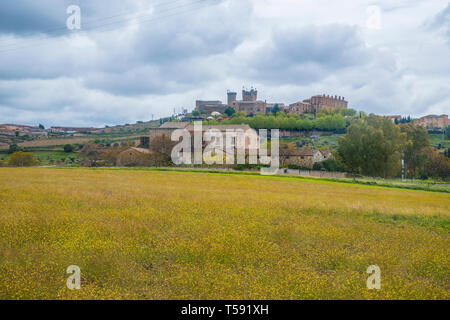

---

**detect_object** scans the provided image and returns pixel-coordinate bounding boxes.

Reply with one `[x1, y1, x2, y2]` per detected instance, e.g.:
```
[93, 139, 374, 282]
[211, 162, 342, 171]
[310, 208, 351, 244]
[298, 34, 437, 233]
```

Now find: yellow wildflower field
[0, 168, 448, 299]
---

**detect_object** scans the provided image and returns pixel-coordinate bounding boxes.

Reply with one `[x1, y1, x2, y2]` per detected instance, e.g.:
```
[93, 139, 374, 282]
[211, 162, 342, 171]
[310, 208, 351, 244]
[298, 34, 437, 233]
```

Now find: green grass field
[280, 134, 342, 149]
[0, 168, 448, 299]
[429, 133, 450, 149]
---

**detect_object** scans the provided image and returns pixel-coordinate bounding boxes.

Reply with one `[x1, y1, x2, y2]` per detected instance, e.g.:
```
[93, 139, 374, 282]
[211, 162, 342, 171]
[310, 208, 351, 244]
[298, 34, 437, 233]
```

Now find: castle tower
[242, 87, 257, 101]
[227, 91, 237, 105]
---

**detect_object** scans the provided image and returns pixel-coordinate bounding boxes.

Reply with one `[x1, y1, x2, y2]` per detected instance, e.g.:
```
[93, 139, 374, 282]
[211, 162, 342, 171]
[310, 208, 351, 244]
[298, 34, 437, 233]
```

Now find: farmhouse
[150, 123, 253, 146]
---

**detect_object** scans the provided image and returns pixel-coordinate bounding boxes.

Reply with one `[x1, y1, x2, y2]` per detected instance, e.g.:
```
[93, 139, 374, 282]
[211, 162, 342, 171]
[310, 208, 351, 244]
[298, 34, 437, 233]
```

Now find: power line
[0, 0, 213, 51]
[0, 0, 219, 54]
[0, 0, 186, 47]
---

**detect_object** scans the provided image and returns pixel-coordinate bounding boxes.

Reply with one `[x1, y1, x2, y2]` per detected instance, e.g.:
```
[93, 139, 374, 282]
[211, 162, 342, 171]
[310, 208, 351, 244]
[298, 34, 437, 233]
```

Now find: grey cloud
[0, 0, 66, 35]
[247, 24, 372, 85]
[0, 0, 140, 36]
[0, 0, 449, 126]
[0, 0, 250, 90]
[428, 2, 450, 41]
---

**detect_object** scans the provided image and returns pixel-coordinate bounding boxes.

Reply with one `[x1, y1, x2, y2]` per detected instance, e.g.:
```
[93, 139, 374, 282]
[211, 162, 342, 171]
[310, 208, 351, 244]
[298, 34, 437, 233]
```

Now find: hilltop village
[0, 87, 449, 180]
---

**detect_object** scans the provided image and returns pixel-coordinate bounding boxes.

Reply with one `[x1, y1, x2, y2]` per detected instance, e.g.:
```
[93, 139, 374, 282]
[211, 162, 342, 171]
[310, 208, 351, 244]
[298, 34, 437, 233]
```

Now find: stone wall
[284, 169, 354, 179]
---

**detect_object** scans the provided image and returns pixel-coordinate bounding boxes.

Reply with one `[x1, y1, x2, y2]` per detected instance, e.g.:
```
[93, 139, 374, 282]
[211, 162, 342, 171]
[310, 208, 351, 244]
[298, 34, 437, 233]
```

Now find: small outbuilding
[281, 149, 325, 169]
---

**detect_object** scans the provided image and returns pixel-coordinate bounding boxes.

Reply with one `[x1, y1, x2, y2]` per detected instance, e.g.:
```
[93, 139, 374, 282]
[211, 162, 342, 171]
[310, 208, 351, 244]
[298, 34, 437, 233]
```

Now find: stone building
[195, 100, 227, 114]
[229, 88, 269, 115]
[287, 94, 348, 115]
[231, 100, 268, 115]
[196, 88, 271, 115]
[305, 94, 348, 112]
[149, 122, 189, 146]
[195, 89, 349, 117]
[242, 88, 258, 102]
[281, 149, 326, 169]
[287, 101, 313, 114]
[149, 122, 258, 154]
[227, 91, 237, 105]
[415, 114, 449, 130]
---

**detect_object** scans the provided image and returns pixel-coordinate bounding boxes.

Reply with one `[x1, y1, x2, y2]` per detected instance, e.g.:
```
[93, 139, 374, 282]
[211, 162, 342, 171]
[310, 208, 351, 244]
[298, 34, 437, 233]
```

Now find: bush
[419, 173, 428, 180]
[64, 144, 74, 153]
[8, 151, 38, 167]
[313, 158, 345, 172]
[313, 162, 324, 171]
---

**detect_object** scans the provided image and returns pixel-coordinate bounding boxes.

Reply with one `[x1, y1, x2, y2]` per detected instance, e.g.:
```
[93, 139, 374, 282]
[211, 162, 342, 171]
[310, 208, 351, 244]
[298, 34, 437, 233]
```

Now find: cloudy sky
[0, 0, 449, 127]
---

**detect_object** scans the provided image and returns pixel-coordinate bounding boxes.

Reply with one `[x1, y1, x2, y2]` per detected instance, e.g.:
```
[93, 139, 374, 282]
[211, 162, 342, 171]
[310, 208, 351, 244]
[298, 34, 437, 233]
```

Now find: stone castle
[195, 88, 348, 116]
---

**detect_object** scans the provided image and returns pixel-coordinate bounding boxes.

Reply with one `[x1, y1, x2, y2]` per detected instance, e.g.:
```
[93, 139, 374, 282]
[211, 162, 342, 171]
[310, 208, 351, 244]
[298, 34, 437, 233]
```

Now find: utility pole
[401, 159, 406, 182]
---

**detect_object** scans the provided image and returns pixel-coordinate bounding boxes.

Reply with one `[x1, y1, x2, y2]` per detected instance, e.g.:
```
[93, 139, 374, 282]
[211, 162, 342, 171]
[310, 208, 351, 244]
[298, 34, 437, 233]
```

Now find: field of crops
[0, 168, 448, 299]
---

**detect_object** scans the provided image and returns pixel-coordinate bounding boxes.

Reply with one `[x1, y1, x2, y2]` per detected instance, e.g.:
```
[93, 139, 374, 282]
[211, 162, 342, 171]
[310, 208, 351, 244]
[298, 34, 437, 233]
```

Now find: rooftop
[158, 122, 190, 129]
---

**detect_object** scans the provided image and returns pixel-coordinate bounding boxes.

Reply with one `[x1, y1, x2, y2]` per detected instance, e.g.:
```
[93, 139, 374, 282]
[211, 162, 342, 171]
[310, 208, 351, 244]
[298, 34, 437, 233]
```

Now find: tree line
[338, 115, 449, 179]
[207, 112, 349, 132]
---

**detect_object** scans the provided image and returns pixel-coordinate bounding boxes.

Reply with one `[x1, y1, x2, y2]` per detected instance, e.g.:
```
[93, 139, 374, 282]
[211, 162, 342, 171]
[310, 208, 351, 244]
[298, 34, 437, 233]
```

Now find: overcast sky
[0, 0, 449, 127]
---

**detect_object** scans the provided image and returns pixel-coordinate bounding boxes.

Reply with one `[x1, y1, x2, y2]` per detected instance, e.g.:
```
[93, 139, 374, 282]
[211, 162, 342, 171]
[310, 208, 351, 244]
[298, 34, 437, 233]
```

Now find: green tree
[8, 143, 20, 154]
[38, 124, 45, 129]
[224, 107, 236, 117]
[8, 151, 38, 167]
[338, 115, 406, 177]
[422, 149, 450, 180]
[271, 104, 281, 115]
[192, 110, 201, 116]
[400, 124, 429, 178]
[340, 108, 357, 117]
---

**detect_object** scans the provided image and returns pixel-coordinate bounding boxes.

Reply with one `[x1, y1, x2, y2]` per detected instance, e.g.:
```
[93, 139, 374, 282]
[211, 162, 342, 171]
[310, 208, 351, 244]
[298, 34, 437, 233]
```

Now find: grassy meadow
[0, 168, 448, 299]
